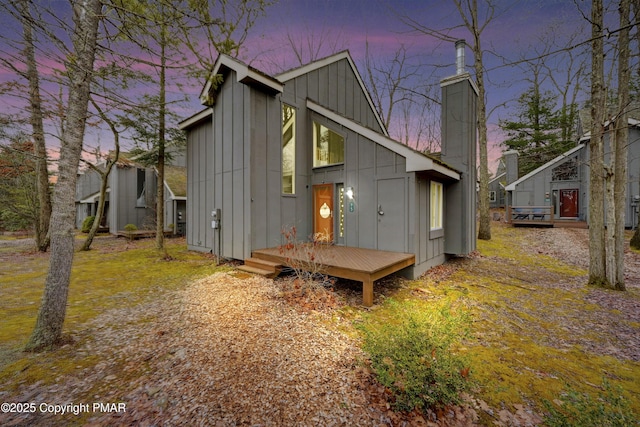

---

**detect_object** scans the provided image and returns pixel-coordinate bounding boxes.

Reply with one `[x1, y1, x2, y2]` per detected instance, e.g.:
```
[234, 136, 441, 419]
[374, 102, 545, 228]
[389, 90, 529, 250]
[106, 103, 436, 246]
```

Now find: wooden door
[313, 184, 333, 242]
[559, 189, 579, 217]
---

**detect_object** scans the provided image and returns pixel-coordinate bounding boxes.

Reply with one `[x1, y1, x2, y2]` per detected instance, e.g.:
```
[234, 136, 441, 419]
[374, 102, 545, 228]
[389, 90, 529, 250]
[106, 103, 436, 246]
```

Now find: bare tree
[26, 0, 103, 351]
[79, 100, 120, 252]
[286, 24, 348, 67]
[607, 0, 631, 290]
[363, 41, 441, 151]
[403, 0, 495, 240]
[109, 0, 270, 257]
[589, 0, 607, 286]
[1, 0, 52, 251]
[539, 25, 587, 147]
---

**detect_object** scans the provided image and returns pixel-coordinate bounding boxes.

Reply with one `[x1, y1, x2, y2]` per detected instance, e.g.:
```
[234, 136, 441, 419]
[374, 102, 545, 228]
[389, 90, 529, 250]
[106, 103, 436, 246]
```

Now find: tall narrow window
[313, 122, 344, 167]
[136, 168, 146, 207]
[282, 104, 296, 194]
[430, 181, 443, 230]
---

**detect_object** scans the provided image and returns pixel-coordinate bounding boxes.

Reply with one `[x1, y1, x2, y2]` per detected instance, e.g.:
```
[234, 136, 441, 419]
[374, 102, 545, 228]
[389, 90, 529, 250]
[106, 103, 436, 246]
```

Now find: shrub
[543, 379, 639, 427]
[278, 225, 334, 284]
[81, 216, 95, 233]
[358, 298, 473, 412]
[124, 223, 137, 241]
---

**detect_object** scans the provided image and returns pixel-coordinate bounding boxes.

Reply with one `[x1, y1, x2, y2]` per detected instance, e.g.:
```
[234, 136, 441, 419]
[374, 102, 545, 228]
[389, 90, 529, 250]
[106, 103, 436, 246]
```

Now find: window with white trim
[313, 122, 344, 167]
[282, 104, 296, 194]
[430, 181, 443, 230]
[489, 190, 496, 202]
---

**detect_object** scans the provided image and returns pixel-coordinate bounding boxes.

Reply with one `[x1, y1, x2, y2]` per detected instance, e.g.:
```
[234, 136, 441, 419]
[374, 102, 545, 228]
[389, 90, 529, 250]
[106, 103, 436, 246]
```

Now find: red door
[313, 184, 333, 242]
[559, 189, 579, 217]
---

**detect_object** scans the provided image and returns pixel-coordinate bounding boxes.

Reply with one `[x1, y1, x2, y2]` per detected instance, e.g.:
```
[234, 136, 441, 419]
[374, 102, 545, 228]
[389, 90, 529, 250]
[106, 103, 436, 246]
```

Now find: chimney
[439, 40, 478, 256]
[504, 150, 519, 184]
[455, 39, 466, 75]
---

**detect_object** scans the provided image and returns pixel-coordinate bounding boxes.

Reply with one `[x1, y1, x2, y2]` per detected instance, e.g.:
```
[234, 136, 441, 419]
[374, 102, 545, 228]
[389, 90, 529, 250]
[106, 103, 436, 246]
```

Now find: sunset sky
[0, 1, 614, 173]
[237, 0, 593, 170]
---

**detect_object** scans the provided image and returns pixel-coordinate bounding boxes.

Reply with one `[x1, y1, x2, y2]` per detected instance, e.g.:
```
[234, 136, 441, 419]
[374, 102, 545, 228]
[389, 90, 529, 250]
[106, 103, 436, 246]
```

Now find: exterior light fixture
[345, 187, 354, 199]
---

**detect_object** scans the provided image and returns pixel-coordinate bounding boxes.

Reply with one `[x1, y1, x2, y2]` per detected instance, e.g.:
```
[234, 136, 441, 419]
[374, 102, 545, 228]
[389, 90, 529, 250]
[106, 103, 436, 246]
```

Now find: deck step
[245, 257, 282, 272]
[238, 257, 282, 278]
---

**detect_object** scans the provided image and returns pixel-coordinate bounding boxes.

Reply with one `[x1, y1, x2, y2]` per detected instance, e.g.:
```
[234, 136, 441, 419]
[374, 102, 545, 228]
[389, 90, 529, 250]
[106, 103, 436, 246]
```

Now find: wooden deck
[507, 206, 588, 229]
[252, 245, 415, 307]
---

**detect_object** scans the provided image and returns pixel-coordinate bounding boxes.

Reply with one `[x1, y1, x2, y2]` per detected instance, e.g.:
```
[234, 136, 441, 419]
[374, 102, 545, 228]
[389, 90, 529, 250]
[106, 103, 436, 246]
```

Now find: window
[313, 122, 344, 167]
[552, 157, 578, 181]
[136, 168, 146, 207]
[282, 104, 296, 194]
[430, 181, 443, 230]
[489, 190, 496, 202]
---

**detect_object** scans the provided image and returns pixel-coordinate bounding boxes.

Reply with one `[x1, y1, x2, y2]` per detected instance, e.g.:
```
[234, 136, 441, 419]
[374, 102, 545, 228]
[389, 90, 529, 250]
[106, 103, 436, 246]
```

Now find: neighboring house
[75, 164, 109, 230]
[179, 46, 478, 280]
[164, 164, 187, 236]
[504, 118, 640, 228]
[75, 151, 188, 236]
[488, 157, 506, 208]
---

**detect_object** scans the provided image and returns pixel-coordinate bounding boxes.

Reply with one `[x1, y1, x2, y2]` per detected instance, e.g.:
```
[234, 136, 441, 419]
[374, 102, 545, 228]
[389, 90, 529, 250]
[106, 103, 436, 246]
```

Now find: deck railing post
[363, 278, 374, 307]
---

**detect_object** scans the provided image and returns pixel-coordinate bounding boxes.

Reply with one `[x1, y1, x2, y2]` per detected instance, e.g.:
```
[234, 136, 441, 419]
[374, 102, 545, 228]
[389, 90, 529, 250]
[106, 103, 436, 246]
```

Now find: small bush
[544, 379, 639, 427]
[124, 223, 137, 241]
[278, 225, 334, 284]
[81, 216, 95, 233]
[358, 298, 473, 412]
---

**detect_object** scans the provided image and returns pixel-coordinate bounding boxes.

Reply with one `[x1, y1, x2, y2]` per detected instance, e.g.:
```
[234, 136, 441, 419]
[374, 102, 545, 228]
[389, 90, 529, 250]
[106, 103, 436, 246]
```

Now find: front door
[313, 184, 333, 242]
[559, 189, 579, 217]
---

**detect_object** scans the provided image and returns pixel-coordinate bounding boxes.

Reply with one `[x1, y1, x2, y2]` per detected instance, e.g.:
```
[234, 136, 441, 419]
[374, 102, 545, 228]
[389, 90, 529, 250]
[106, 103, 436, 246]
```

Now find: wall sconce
[345, 187, 354, 199]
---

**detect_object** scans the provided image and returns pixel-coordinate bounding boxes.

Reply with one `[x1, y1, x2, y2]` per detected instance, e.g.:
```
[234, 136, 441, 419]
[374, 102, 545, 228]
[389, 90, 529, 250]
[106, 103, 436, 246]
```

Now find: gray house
[76, 165, 109, 230]
[180, 47, 478, 286]
[488, 157, 507, 209]
[504, 119, 640, 228]
[75, 152, 187, 236]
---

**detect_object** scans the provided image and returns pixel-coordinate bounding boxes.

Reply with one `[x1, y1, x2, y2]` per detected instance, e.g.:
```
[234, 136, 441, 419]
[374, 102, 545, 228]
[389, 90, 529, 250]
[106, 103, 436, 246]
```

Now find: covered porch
[248, 245, 416, 307]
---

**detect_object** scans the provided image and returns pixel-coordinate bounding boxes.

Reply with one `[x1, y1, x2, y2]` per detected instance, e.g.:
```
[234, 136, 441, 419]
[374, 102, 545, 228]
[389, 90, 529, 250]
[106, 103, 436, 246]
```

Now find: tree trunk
[613, 0, 630, 290]
[81, 102, 120, 252]
[588, 0, 607, 286]
[18, 0, 51, 252]
[156, 14, 167, 256]
[80, 166, 109, 251]
[471, 5, 491, 241]
[25, 0, 103, 352]
[605, 164, 616, 287]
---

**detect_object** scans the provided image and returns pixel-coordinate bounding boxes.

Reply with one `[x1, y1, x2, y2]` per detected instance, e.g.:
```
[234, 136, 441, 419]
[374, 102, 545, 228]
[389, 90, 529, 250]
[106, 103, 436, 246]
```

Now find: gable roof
[307, 99, 459, 179]
[179, 108, 212, 130]
[489, 172, 506, 185]
[504, 144, 585, 191]
[197, 51, 389, 138]
[199, 55, 283, 106]
[164, 165, 187, 198]
[277, 51, 388, 137]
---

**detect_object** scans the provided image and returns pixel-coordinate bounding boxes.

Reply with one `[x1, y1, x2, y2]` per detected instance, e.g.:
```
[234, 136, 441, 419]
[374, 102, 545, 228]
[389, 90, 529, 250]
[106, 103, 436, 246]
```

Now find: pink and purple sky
[0, 1, 601, 173]
[198, 0, 593, 172]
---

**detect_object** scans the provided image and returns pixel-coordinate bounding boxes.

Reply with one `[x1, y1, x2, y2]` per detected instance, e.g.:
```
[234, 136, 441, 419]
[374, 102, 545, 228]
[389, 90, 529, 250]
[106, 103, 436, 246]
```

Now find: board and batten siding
[214, 70, 252, 260]
[186, 115, 214, 251]
[109, 166, 155, 234]
[249, 90, 283, 251]
[287, 58, 384, 134]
